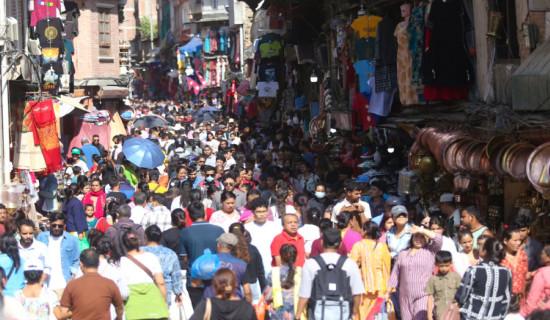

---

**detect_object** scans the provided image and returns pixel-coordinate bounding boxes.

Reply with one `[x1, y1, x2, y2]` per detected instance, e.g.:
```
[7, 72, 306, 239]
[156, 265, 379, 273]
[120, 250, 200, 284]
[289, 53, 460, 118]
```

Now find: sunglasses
[51, 224, 65, 229]
[225, 183, 234, 186]
[93, 140, 99, 142]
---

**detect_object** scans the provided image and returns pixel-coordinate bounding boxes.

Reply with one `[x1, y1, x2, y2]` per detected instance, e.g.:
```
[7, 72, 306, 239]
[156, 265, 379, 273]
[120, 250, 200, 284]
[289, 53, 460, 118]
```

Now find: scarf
[31, 100, 62, 174]
[271, 266, 306, 320]
[82, 190, 106, 220]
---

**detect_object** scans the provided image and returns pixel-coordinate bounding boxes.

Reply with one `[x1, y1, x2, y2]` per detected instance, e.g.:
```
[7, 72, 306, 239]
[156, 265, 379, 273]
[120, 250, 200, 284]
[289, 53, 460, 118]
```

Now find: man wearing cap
[71, 148, 89, 174]
[331, 180, 372, 224]
[199, 233, 253, 303]
[271, 214, 306, 268]
[357, 174, 371, 201]
[439, 193, 460, 238]
[295, 228, 365, 320]
[386, 205, 412, 259]
[80, 137, 101, 170]
[58, 249, 124, 320]
[460, 206, 493, 250]
[18, 219, 50, 284]
[372, 195, 401, 226]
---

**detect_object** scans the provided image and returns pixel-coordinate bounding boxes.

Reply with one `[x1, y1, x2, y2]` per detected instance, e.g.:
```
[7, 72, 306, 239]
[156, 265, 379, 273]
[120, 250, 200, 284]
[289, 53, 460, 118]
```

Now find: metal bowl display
[505, 143, 535, 180]
[430, 132, 459, 164]
[444, 137, 473, 174]
[486, 135, 513, 159]
[465, 141, 487, 174]
[526, 142, 550, 198]
[490, 142, 515, 175]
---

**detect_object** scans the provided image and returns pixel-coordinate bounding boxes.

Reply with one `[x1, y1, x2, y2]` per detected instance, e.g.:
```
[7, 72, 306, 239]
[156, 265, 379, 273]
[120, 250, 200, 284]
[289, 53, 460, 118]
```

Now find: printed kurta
[394, 24, 419, 106]
[349, 239, 392, 320]
[501, 250, 528, 307]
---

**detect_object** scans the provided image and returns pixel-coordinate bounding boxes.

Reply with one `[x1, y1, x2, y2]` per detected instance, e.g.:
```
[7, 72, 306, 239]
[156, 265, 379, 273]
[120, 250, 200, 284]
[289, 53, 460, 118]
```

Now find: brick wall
[73, 0, 120, 79]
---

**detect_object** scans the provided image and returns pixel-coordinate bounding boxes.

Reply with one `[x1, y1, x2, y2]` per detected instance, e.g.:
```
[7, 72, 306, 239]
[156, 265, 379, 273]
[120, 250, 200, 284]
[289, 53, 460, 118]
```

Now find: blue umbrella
[200, 106, 222, 112]
[180, 37, 203, 53]
[122, 138, 165, 169]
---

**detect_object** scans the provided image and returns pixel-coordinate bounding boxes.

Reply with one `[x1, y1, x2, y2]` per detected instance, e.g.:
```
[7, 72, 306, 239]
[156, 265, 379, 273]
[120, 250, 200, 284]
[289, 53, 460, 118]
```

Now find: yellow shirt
[148, 182, 167, 194]
[351, 15, 382, 39]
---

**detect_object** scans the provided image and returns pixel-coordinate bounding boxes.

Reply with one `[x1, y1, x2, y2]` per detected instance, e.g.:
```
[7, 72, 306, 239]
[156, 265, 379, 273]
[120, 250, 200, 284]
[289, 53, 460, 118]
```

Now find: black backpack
[308, 255, 353, 320]
[113, 221, 142, 255]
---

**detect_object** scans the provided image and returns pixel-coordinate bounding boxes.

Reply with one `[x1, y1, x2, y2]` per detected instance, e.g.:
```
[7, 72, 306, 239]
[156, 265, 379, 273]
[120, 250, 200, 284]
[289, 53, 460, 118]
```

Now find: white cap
[439, 193, 454, 203]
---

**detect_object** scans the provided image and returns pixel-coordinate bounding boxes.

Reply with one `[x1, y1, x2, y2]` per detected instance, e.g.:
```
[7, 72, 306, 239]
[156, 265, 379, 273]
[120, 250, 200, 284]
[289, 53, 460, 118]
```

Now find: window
[99, 9, 111, 56]
[212, 0, 218, 9]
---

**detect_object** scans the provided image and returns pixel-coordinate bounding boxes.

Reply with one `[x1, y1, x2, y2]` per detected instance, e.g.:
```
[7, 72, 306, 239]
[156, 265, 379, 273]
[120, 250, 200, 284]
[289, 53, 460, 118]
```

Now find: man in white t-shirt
[295, 228, 365, 320]
[131, 191, 149, 227]
[331, 179, 372, 224]
[244, 197, 282, 276]
[18, 219, 51, 284]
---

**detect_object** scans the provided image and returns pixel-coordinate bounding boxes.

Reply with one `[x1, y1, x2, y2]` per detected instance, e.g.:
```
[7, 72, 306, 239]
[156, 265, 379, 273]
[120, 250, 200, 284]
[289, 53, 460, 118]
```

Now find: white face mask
[315, 192, 326, 199]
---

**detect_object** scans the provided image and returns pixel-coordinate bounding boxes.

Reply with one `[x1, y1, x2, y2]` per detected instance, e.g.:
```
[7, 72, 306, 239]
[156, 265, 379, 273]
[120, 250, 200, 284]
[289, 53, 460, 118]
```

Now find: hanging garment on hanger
[36, 17, 65, 49]
[406, 5, 426, 86]
[62, 1, 80, 39]
[351, 14, 382, 39]
[375, 16, 398, 93]
[353, 60, 375, 94]
[395, 23, 419, 105]
[30, 0, 61, 27]
[30, 100, 63, 174]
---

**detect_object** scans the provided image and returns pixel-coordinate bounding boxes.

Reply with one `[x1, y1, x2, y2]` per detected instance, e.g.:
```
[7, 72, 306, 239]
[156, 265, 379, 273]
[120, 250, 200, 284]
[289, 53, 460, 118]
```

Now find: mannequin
[395, 3, 419, 106]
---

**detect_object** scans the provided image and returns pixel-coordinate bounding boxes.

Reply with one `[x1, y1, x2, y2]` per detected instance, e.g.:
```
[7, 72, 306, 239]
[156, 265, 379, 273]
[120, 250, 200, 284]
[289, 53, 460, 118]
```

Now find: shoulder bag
[126, 254, 156, 284]
[203, 298, 212, 320]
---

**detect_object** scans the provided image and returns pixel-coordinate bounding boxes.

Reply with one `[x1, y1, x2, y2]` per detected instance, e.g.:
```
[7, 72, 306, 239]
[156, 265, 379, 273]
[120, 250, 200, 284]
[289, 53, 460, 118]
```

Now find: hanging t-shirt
[258, 62, 279, 82]
[41, 48, 60, 63]
[259, 41, 281, 59]
[63, 39, 75, 73]
[266, 7, 285, 30]
[368, 77, 395, 117]
[354, 60, 375, 94]
[256, 82, 279, 98]
[30, 0, 61, 27]
[355, 38, 376, 61]
[36, 18, 65, 49]
[42, 62, 63, 94]
[351, 14, 382, 39]
[62, 1, 80, 39]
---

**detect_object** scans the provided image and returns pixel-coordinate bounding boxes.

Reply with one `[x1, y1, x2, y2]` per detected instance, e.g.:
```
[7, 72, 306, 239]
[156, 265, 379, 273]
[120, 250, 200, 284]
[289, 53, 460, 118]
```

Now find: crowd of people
[1, 98, 550, 320]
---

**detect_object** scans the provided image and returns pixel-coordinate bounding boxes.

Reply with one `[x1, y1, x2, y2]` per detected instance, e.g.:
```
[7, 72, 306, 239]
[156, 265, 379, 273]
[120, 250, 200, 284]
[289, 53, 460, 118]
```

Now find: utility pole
[149, 1, 154, 50]
[0, 0, 10, 185]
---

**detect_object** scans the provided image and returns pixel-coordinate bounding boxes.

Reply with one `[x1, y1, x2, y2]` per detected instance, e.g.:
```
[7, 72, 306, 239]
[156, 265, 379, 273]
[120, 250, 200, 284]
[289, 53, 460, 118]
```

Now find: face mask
[205, 176, 215, 182]
[315, 192, 326, 199]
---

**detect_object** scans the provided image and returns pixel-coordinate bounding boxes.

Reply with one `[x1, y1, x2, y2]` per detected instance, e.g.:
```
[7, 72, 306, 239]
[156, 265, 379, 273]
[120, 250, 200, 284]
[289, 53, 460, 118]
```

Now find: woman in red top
[501, 226, 529, 308]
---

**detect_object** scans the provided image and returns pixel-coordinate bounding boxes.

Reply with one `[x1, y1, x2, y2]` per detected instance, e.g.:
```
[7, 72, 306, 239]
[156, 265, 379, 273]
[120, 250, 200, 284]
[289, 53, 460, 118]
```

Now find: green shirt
[425, 271, 462, 319]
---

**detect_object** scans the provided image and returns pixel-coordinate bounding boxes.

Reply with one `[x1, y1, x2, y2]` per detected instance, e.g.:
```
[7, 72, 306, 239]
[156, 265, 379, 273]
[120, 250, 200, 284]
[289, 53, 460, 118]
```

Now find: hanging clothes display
[422, 0, 473, 101]
[406, 5, 425, 87]
[374, 17, 398, 94]
[30, 0, 61, 27]
[30, 100, 63, 174]
[395, 23, 419, 106]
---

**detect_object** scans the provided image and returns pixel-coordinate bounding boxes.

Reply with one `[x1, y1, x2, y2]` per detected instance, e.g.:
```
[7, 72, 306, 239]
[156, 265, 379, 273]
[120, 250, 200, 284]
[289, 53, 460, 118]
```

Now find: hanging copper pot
[506, 143, 535, 180]
[431, 132, 458, 164]
[526, 143, 550, 197]
[444, 137, 473, 174]
[419, 156, 437, 176]
[478, 149, 491, 175]
[466, 141, 487, 174]
[486, 135, 512, 159]
[421, 127, 439, 149]
[501, 142, 524, 175]
[490, 141, 515, 175]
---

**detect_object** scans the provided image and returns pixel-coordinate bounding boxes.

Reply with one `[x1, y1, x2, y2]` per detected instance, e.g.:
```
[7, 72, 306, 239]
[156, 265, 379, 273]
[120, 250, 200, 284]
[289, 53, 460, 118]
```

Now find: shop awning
[56, 95, 90, 117]
[512, 40, 550, 111]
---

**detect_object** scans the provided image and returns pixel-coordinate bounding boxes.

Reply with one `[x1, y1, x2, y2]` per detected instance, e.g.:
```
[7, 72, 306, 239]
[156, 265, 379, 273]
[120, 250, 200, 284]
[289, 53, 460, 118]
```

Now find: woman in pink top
[336, 211, 363, 253]
[520, 246, 550, 318]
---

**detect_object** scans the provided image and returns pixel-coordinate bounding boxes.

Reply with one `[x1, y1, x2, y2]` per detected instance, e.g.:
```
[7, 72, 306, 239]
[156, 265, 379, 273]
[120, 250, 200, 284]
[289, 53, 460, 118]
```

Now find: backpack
[308, 255, 352, 320]
[112, 221, 142, 255]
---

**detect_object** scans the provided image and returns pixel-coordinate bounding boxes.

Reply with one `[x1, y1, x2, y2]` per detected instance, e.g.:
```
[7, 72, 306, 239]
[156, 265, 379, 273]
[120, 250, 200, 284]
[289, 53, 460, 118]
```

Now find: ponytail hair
[212, 268, 238, 300]
[483, 237, 506, 264]
[336, 211, 352, 230]
[280, 244, 298, 289]
[228, 223, 251, 263]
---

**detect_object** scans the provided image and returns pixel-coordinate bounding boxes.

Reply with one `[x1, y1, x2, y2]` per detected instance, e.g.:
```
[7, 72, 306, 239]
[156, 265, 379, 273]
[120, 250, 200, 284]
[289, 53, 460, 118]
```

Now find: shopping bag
[440, 302, 460, 320]
[190, 249, 219, 280]
[253, 294, 267, 320]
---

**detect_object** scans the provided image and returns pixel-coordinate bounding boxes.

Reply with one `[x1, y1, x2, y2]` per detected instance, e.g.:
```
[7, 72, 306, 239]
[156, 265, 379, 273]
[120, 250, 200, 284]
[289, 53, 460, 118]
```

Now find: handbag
[440, 301, 460, 320]
[253, 294, 267, 320]
[203, 298, 212, 320]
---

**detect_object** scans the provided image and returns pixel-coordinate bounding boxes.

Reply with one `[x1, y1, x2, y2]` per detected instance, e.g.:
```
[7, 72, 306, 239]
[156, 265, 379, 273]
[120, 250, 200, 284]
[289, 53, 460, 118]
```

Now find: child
[84, 204, 98, 234]
[425, 251, 462, 320]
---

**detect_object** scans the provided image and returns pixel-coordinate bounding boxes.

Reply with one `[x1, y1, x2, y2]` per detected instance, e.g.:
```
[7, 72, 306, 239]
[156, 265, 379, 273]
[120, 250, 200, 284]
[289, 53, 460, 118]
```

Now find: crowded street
[2, 0, 550, 319]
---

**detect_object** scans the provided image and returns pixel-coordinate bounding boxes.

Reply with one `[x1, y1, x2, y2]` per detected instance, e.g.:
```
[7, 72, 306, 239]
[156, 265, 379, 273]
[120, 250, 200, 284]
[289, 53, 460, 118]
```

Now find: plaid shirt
[143, 205, 172, 232]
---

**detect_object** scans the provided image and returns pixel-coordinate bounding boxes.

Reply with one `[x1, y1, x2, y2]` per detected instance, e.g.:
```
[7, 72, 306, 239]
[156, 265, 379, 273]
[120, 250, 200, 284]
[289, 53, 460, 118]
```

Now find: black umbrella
[133, 115, 167, 128]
